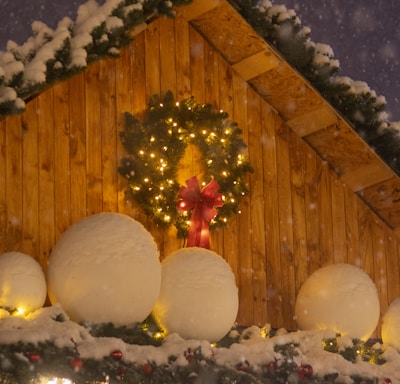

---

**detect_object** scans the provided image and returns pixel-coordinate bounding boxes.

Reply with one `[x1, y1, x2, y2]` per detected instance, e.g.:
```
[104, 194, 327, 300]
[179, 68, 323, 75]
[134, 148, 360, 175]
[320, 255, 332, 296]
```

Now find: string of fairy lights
[118, 91, 253, 238]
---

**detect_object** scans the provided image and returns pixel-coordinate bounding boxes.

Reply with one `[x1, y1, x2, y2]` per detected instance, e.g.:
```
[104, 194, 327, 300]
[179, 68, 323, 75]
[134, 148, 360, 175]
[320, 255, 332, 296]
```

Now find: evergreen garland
[0, 324, 389, 384]
[232, 0, 400, 173]
[118, 91, 253, 238]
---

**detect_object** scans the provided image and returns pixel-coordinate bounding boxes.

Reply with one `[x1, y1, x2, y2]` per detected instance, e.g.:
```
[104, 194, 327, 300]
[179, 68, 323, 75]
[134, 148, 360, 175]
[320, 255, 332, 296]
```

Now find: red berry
[26, 352, 41, 363]
[70, 357, 83, 372]
[266, 360, 278, 373]
[142, 362, 153, 375]
[299, 364, 313, 377]
[111, 350, 123, 360]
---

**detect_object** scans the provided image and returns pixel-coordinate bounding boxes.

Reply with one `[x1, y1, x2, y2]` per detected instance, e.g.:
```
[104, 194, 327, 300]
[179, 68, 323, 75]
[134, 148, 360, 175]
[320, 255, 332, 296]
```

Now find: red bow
[177, 176, 223, 249]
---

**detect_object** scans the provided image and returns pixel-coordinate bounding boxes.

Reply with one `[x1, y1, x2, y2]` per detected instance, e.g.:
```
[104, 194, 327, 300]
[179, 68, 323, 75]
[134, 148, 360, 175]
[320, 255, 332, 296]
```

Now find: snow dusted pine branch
[0, 0, 184, 118]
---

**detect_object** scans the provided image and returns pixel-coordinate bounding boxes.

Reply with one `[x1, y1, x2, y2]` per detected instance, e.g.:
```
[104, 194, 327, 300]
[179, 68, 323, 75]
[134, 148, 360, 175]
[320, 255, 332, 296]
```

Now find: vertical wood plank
[85, 61, 103, 215]
[331, 178, 347, 263]
[145, 19, 161, 98]
[37, 88, 55, 269]
[0, 117, 6, 253]
[276, 121, 295, 330]
[317, 163, 333, 266]
[53, 81, 71, 242]
[358, 203, 374, 275]
[5, 115, 23, 252]
[289, 131, 308, 296]
[159, 16, 177, 95]
[100, 58, 118, 213]
[235, 94, 253, 326]
[386, 232, 400, 303]
[344, 187, 360, 265]
[175, 16, 191, 99]
[189, 26, 205, 103]
[247, 90, 267, 325]
[223, 73, 247, 289]
[116, 42, 136, 218]
[372, 218, 388, 315]
[21, 100, 39, 258]
[69, 73, 87, 224]
[262, 106, 283, 329]
[304, 145, 320, 275]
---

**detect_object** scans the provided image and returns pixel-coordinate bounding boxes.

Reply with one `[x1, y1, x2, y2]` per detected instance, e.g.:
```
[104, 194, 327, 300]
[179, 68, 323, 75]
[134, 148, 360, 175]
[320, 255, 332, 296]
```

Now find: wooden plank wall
[1, 16, 399, 336]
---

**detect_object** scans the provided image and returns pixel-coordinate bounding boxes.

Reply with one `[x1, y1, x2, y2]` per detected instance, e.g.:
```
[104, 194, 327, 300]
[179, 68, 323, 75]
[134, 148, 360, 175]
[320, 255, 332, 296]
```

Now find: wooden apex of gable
[176, 0, 223, 21]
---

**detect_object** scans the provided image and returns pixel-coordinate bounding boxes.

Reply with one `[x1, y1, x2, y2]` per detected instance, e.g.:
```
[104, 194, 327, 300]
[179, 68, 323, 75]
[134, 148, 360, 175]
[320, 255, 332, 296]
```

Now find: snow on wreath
[118, 91, 253, 240]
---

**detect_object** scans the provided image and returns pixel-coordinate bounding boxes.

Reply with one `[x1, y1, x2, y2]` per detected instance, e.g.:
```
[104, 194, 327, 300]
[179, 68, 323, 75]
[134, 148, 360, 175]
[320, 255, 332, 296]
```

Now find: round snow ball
[47, 213, 161, 325]
[153, 247, 238, 342]
[295, 263, 380, 340]
[0, 252, 46, 315]
[382, 298, 400, 348]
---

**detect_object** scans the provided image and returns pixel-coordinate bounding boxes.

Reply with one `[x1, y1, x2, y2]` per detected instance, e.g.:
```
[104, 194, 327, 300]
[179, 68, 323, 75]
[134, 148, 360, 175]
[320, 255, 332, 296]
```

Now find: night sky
[0, 0, 398, 121]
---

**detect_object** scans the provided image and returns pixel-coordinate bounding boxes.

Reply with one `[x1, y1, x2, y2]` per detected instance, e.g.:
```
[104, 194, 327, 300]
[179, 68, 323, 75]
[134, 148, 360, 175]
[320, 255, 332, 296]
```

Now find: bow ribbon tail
[186, 203, 210, 248]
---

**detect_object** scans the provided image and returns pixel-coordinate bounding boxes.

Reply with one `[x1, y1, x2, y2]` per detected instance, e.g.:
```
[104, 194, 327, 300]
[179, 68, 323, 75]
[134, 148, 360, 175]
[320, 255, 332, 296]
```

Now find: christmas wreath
[119, 91, 253, 239]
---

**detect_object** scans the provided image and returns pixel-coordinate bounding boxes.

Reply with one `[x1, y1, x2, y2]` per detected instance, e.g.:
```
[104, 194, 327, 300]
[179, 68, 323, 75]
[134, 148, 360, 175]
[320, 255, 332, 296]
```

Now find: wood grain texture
[1, 15, 399, 337]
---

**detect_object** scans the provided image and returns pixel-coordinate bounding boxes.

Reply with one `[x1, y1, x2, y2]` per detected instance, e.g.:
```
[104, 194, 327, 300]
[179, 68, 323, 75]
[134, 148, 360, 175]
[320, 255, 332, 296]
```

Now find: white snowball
[47, 213, 161, 326]
[0, 252, 46, 315]
[382, 298, 400, 348]
[153, 247, 238, 342]
[294, 263, 380, 340]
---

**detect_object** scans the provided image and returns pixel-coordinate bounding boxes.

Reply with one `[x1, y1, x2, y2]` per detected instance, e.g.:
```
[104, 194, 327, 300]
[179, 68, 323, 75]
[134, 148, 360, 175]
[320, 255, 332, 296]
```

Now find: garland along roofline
[0, 0, 399, 173]
[118, 91, 253, 238]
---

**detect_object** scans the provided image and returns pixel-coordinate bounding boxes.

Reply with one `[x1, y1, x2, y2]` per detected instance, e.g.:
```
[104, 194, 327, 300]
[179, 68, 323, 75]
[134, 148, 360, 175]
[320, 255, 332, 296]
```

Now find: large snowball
[153, 247, 238, 342]
[294, 263, 380, 340]
[382, 298, 400, 348]
[0, 252, 46, 315]
[47, 213, 161, 325]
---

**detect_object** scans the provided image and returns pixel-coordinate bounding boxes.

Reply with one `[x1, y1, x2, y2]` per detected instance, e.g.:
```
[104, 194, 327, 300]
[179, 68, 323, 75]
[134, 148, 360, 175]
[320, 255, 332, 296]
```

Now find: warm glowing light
[15, 307, 27, 316]
[150, 136, 155, 142]
[139, 150, 144, 155]
[150, 153, 155, 158]
[164, 215, 171, 222]
[154, 332, 164, 339]
[222, 171, 228, 177]
[40, 377, 73, 384]
[144, 178, 149, 183]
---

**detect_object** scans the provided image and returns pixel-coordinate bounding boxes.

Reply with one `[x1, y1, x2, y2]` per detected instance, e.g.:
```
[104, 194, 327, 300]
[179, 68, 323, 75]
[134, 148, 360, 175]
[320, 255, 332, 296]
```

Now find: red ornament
[298, 364, 313, 378]
[70, 357, 83, 372]
[236, 361, 250, 372]
[184, 348, 194, 363]
[142, 362, 153, 376]
[26, 352, 41, 363]
[116, 365, 125, 381]
[111, 350, 123, 360]
[177, 176, 223, 249]
[266, 360, 278, 374]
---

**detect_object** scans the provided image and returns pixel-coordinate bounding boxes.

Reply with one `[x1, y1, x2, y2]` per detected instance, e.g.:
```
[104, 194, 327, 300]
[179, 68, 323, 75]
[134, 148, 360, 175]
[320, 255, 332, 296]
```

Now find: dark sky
[0, 0, 398, 121]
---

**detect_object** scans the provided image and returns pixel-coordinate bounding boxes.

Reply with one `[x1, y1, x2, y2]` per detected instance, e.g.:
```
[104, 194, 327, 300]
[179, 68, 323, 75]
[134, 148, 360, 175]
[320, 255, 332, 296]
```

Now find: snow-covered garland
[233, 0, 400, 172]
[0, 0, 191, 116]
[1, 305, 399, 384]
[118, 91, 253, 238]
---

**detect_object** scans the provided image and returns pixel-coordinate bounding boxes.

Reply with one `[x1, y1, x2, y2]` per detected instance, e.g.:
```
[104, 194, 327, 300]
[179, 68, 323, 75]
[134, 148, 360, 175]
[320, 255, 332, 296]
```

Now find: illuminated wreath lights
[119, 91, 253, 238]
